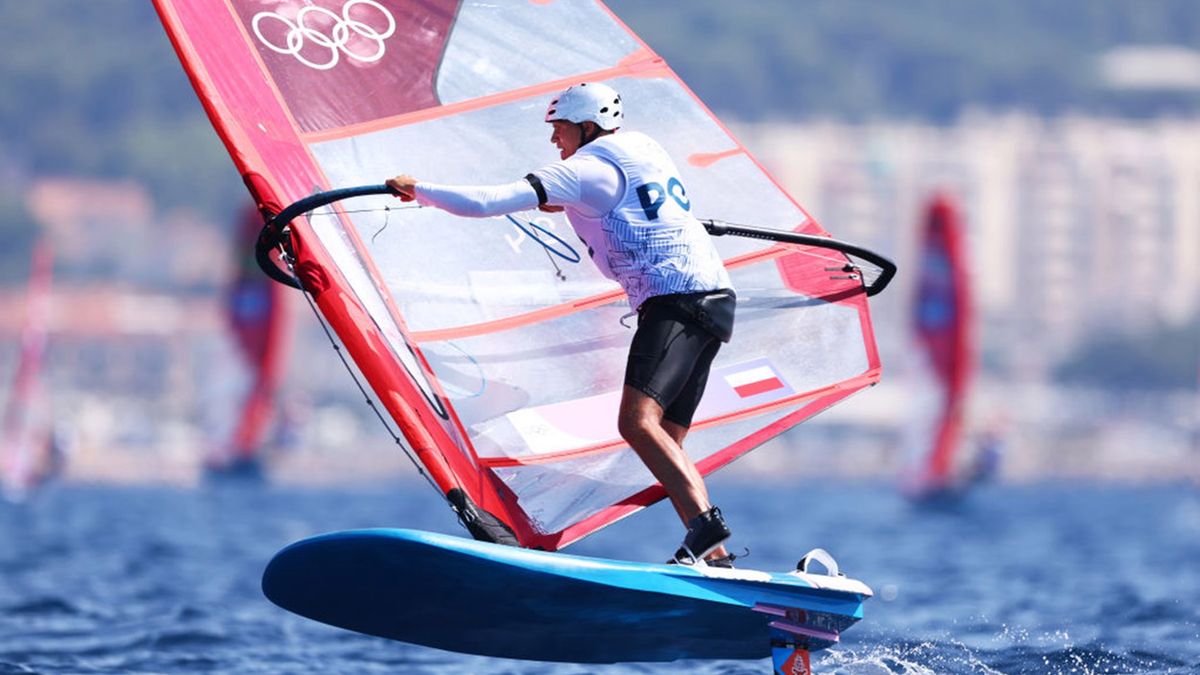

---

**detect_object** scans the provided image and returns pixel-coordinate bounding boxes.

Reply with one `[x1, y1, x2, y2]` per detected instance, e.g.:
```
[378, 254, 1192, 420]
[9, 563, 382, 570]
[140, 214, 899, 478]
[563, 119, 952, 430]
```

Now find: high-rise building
[735, 114, 1200, 379]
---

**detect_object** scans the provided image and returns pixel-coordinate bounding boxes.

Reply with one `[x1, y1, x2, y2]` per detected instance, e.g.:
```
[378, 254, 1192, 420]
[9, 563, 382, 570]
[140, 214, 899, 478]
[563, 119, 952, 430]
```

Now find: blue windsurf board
[262, 528, 871, 664]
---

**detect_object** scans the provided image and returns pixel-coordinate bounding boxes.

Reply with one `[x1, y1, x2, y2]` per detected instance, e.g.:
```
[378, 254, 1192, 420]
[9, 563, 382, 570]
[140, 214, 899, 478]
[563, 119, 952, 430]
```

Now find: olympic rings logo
[252, 0, 396, 71]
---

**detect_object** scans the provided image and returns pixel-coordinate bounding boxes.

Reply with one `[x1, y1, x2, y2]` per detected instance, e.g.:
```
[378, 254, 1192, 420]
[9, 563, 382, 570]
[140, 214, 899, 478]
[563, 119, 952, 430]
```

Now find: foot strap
[796, 548, 843, 577]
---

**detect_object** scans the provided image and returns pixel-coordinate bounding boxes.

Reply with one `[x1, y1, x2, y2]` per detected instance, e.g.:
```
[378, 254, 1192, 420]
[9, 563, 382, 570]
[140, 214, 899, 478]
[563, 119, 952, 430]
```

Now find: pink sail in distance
[1, 239, 56, 500]
[154, 0, 887, 549]
[207, 206, 293, 473]
[901, 192, 976, 498]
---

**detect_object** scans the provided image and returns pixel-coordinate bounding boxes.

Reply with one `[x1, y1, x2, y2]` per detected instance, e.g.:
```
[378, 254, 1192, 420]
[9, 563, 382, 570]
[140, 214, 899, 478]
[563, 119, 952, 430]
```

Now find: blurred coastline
[3, 111, 1199, 488]
[1, 2, 1198, 489]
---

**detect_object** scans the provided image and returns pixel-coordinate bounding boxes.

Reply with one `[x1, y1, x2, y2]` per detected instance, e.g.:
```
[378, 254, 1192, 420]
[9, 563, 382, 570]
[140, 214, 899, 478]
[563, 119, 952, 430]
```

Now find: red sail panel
[228, 2, 455, 132]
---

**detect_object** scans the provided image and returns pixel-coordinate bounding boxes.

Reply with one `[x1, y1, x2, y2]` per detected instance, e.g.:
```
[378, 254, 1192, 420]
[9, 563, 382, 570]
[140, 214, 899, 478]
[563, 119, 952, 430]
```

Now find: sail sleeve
[154, 0, 888, 550]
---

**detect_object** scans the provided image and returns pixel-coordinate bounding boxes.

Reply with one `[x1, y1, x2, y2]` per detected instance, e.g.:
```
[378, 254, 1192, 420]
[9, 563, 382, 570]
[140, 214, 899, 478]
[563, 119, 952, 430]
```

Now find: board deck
[262, 528, 871, 664]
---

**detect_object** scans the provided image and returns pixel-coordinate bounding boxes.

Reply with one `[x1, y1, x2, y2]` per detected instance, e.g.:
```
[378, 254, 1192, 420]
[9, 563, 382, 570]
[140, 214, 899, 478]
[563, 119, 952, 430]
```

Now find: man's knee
[617, 407, 655, 443]
[618, 387, 663, 442]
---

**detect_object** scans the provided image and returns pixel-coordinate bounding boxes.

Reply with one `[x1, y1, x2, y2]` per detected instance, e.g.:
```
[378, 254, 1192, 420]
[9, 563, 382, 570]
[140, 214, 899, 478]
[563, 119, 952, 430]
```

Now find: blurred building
[4, 134, 1196, 485]
[1, 179, 406, 484]
[737, 114, 1200, 378]
[736, 115, 1200, 483]
[26, 179, 229, 291]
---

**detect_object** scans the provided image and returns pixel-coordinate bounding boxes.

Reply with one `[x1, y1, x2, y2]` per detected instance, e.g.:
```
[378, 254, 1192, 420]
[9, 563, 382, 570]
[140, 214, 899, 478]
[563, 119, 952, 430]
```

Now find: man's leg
[619, 387, 729, 560]
[623, 296, 732, 562]
[660, 418, 729, 560]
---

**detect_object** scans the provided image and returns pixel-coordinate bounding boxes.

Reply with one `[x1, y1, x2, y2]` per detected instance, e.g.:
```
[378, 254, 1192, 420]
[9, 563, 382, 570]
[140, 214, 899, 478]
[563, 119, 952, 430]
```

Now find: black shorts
[624, 290, 736, 428]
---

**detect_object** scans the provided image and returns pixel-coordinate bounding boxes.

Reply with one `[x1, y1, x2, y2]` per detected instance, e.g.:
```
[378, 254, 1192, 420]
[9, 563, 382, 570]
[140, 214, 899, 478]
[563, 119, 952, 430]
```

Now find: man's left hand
[386, 174, 418, 201]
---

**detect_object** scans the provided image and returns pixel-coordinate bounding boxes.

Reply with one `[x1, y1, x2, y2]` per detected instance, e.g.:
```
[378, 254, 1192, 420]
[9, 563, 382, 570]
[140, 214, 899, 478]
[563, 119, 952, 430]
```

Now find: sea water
[1, 479, 1198, 674]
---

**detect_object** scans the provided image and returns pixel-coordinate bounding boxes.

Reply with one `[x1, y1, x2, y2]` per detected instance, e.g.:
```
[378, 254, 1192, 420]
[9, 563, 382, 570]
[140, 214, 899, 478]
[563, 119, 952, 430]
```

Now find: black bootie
[671, 506, 731, 564]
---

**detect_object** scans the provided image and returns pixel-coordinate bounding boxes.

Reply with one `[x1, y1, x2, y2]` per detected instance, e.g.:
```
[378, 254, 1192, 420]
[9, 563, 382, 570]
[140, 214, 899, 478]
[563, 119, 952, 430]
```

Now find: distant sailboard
[205, 206, 293, 479]
[1, 240, 57, 501]
[154, 0, 894, 667]
[900, 193, 979, 499]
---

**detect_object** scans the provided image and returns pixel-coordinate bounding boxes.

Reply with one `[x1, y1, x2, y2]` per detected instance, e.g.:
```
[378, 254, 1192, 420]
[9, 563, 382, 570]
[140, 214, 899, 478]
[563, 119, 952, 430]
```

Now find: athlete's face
[550, 120, 584, 159]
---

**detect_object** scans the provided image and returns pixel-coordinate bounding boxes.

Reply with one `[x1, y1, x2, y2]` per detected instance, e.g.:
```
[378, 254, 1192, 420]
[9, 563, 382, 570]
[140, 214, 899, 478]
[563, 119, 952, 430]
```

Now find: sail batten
[301, 57, 669, 144]
[156, 0, 887, 549]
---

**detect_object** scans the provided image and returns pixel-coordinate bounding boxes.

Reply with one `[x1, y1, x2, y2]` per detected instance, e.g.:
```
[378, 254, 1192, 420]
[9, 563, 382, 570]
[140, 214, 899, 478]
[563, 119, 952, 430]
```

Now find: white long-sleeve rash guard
[412, 154, 623, 218]
[413, 179, 540, 217]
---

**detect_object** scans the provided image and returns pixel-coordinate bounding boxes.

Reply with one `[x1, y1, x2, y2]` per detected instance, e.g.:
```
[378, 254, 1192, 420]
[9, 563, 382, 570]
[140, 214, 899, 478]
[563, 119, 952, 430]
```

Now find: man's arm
[385, 174, 540, 218]
[528, 156, 621, 218]
[523, 173, 564, 213]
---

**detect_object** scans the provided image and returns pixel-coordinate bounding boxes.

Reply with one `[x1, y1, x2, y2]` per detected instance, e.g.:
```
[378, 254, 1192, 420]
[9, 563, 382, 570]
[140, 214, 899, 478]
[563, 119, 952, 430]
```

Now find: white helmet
[544, 82, 623, 130]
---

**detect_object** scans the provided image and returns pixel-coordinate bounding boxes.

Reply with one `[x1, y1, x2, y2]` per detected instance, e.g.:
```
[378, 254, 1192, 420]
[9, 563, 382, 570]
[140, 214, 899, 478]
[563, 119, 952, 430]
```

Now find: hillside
[0, 0, 1197, 268]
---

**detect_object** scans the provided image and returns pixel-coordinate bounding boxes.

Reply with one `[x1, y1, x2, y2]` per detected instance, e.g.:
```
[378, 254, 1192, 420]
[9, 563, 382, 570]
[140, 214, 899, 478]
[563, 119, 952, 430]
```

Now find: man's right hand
[386, 175, 418, 202]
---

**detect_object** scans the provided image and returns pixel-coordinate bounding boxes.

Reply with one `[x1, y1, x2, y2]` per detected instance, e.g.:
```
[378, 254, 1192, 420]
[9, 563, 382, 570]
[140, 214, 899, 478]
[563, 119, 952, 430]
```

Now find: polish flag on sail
[724, 364, 786, 398]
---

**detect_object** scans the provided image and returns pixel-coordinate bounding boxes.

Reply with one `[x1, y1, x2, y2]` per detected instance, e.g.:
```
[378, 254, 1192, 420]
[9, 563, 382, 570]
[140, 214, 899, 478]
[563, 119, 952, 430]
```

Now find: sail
[1, 239, 55, 500]
[208, 205, 292, 473]
[154, 0, 887, 549]
[901, 193, 975, 498]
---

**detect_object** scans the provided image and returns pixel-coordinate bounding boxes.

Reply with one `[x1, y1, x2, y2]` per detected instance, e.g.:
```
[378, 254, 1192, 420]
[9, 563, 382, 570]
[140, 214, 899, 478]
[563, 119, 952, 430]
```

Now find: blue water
[2, 479, 1198, 674]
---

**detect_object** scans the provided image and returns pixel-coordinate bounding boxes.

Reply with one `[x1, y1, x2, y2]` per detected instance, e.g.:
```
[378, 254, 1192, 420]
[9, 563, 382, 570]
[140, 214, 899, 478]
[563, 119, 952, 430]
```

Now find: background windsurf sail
[900, 192, 976, 499]
[155, 0, 889, 550]
[206, 205, 293, 475]
[1, 239, 56, 501]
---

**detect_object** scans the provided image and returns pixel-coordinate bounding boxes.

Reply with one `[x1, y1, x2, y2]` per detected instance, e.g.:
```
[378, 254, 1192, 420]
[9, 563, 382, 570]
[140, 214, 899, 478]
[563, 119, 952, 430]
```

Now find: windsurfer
[386, 83, 738, 566]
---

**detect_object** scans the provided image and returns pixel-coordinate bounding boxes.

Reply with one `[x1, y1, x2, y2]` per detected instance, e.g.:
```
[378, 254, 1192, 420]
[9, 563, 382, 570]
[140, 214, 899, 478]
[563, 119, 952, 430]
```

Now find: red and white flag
[724, 364, 786, 398]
